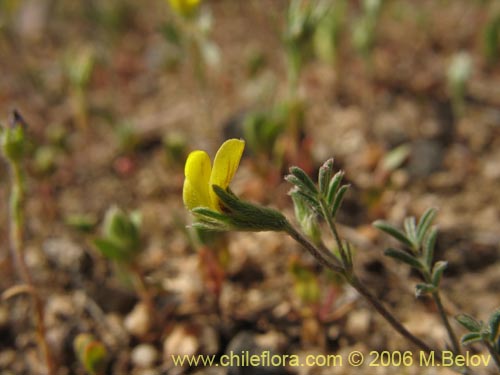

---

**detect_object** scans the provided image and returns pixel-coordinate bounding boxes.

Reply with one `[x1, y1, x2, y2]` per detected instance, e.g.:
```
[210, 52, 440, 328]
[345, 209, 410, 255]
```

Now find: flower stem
[9, 162, 55, 375]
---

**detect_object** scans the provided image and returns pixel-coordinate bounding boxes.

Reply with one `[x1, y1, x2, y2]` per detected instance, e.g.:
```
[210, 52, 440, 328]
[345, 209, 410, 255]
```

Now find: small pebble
[131, 344, 158, 368]
[345, 309, 371, 339]
[124, 303, 151, 337]
[164, 325, 199, 358]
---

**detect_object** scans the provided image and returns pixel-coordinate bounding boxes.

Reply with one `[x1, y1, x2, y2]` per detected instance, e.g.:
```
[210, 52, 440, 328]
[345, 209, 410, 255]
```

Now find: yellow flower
[167, 0, 201, 18]
[183, 139, 245, 212]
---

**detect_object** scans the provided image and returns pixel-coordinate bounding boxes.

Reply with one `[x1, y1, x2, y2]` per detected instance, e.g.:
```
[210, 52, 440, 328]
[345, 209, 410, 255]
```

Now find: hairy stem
[9, 162, 55, 375]
[348, 275, 442, 361]
[484, 341, 500, 371]
[431, 290, 461, 355]
[285, 221, 441, 359]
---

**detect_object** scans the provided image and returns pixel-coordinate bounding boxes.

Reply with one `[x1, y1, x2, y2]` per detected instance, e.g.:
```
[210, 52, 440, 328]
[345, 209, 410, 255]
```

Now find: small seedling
[64, 46, 95, 131]
[352, 0, 382, 62]
[483, 12, 500, 66]
[447, 51, 472, 117]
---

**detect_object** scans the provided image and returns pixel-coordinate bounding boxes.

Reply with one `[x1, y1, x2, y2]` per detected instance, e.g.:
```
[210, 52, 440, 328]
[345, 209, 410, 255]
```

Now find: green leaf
[461, 332, 483, 346]
[456, 314, 481, 332]
[289, 166, 318, 195]
[373, 220, 414, 249]
[404, 216, 417, 247]
[318, 158, 334, 195]
[326, 171, 344, 205]
[431, 260, 448, 287]
[423, 227, 438, 268]
[415, 283, 436, 297]
[384, 248, 423, 270]
[488, 310, 500, 341]
[331, 184, 349, 218]
[285, 174, 317, 197]
[93, 238, 128, 262]
[380, 143, 411, 172]
[416, 208, 437, 244]
[291, 189, 321, 214]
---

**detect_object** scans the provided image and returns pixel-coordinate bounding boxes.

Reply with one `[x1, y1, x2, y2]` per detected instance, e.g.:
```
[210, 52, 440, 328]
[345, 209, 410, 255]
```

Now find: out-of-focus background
[0, 0, 499, 374]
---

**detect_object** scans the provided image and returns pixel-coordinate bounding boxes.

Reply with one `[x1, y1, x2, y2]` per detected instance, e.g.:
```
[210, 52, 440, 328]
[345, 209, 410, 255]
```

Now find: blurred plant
[447, 51, 472, 117]
[284, 0, 335, 95]
[483, 12, 500, 66]
[65, 213, 99, 233]
[163, 132, 188, 168]
[184, 144, 495, 372]
[455, 310, 500, 369]
[289, 257, 321, 308]
[115, 121, 140, 154]
[245, 47, 268, 79]
[289, 256, 325, 347]
[162, 0, 219, 126]
[168, 0, 201, 19]
[84, 0, 134, 36]
[64, 46, 96, 131]
[313, 0, 346, 65]
[93, 206, 155, 322]
[241, 105, 287, 161]
[352, 0, 383, 63]
[282, 0, 348, 172]
[0, 110, 56, 375]
[73, 333, 108, 375]
[0, 0, 21, 35]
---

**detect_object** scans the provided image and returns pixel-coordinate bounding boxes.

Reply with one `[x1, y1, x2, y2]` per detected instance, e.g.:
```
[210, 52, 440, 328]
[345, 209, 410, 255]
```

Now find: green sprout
[352, 0, 383, 62]
[65, 46, 96, 131]
[162, 0, 219, 127]
[483, 12, 500, 66]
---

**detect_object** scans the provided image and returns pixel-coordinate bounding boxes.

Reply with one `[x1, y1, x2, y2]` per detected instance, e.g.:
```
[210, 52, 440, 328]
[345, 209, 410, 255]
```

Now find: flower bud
[1, 110, 27, 162]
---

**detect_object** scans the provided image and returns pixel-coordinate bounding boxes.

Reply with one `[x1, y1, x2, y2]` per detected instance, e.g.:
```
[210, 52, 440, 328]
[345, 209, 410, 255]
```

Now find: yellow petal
[183, 150, 213, 210]
[209, 139, 245, 209]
